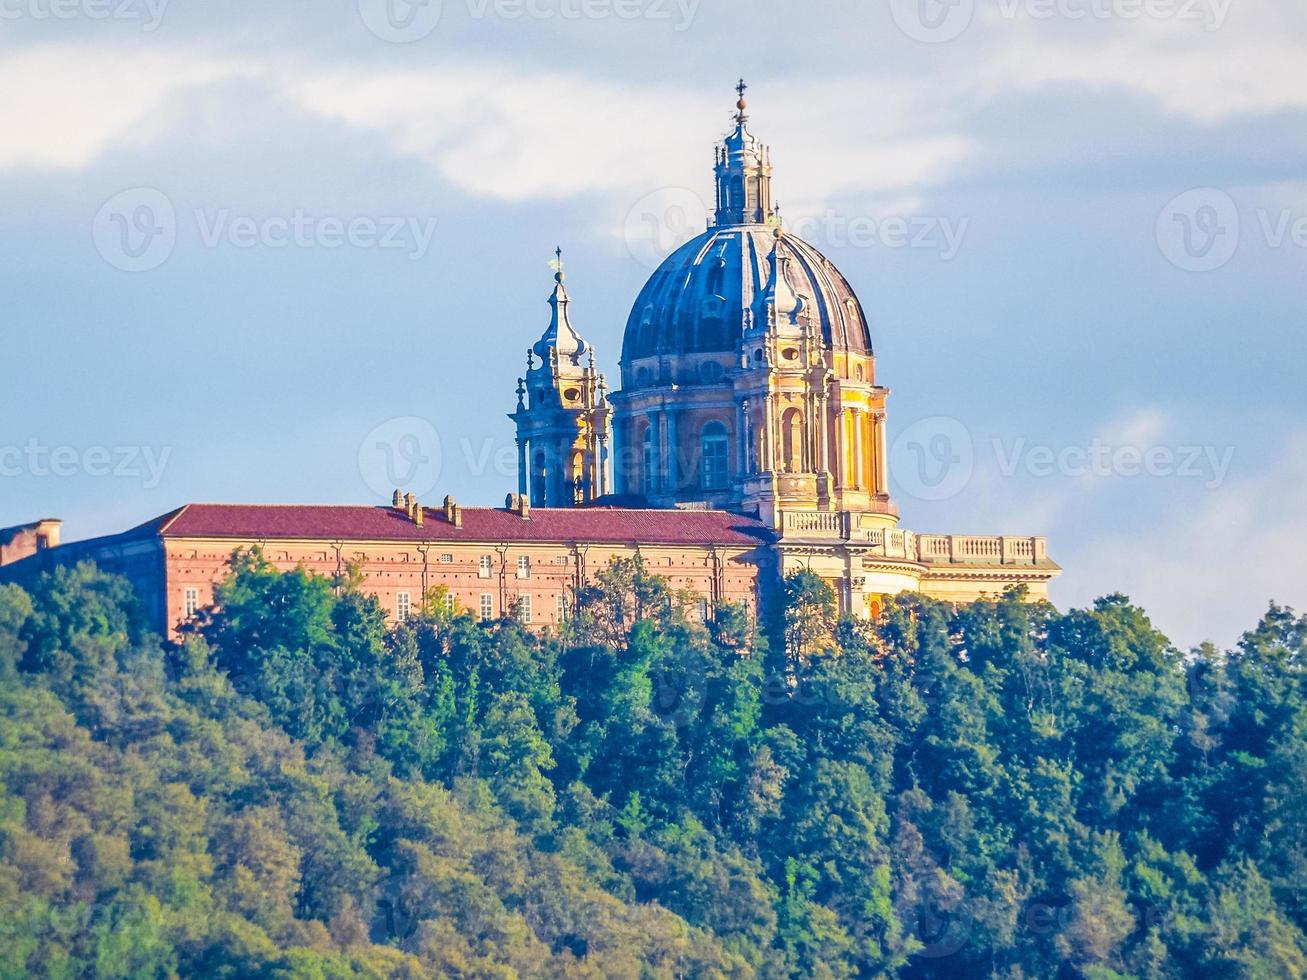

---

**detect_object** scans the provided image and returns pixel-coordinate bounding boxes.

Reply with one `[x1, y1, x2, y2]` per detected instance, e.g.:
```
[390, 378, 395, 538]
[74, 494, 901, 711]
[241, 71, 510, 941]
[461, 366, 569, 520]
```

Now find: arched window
[641, 426, 658, 495]
[729, 176, 744, 211]
[701, 421, 730, 491]
[782, 408, 804, 474]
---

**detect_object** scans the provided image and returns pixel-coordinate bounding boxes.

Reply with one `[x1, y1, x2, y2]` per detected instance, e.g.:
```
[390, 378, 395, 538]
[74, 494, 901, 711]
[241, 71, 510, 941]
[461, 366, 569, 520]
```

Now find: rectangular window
[517, 555, 531, 578]
[556, 593, 567, 622]
[396, 592, 411, 623]
[478, 555, 493, 578]
[439, 553, 453, 564]
[183, 587, 200, 618]
[701, 426, 730, 491]
[696, 598, 709, 622]
[480, 594, 494, 621]
[516, 595, 532, 624]
[443, 592, 456, 613]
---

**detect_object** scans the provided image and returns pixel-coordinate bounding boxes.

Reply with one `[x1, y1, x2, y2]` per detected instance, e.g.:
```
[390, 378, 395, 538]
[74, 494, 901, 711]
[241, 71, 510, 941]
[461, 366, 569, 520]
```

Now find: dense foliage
[0, 551, 1304, 977]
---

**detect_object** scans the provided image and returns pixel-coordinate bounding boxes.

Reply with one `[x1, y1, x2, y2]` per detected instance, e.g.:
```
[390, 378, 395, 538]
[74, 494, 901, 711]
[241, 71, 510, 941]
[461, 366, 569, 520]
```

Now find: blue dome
[621, 225, 873, 364]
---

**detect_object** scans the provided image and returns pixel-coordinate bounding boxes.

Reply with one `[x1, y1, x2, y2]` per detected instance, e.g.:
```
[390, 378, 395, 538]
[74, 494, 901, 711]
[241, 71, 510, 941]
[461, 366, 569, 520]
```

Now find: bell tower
[509, 250, 612, 507]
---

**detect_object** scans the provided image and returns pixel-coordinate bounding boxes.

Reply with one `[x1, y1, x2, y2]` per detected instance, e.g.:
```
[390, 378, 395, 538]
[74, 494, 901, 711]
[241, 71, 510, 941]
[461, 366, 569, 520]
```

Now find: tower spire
[511, 251, 612, 508]
[537, 246, 586, 366]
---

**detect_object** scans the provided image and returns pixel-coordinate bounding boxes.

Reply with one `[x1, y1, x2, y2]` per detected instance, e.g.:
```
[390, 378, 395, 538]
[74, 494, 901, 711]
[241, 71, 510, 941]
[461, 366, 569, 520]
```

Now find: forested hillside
[0, 552, 1304, 978]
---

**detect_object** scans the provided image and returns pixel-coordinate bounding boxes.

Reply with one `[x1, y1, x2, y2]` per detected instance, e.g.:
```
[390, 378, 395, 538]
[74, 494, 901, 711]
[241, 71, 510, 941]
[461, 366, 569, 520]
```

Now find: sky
[2, 0, 1304, 651]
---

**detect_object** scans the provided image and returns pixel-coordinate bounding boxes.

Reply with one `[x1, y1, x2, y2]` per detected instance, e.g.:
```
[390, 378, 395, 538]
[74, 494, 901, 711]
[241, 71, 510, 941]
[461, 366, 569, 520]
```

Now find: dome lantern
[714, 79, 775, 227]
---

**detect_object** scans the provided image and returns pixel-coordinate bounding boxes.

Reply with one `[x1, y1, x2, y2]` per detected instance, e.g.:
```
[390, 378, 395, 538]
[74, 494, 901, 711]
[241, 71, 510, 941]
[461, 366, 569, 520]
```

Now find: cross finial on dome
[550, 245, 565, 283]
[767, 203, 783, 235]
[735, 78, 748, 124]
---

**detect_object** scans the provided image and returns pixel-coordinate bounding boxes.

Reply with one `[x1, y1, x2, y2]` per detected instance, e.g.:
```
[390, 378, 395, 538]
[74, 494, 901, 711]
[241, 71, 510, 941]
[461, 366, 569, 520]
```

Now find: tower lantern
[714, 77, 775, 227]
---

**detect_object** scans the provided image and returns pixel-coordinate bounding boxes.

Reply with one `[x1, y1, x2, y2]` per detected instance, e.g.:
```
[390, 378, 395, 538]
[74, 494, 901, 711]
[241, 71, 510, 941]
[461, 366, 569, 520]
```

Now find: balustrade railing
[780, 513, 1047, 566]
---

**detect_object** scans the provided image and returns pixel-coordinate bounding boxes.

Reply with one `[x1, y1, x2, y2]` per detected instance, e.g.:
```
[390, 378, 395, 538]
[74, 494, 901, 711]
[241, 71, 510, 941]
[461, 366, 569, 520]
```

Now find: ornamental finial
[550, 245, 565, 283]
[735, 78, 748, 124]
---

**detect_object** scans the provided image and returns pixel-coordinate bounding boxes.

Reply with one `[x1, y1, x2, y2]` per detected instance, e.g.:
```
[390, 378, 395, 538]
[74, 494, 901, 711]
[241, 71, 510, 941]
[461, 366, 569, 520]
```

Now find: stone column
[736, 400, 749, 477]
[852, 408, 864, 489]
[551, 440, 564, 506]
[802, 392, 813, 473]
[656, 410, 668, 495]
[833, 404, 845, 489]
[816, 390, 829, 476]
[517, 438, 528, 497]
[666, 410, 679, 493]
[875, 411, 888, 494]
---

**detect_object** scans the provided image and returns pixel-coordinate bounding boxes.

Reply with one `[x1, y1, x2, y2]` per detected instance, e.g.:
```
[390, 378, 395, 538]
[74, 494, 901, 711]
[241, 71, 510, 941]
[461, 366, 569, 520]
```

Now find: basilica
[505, 83, 1058, 614]
[0, 84, 1058, 636]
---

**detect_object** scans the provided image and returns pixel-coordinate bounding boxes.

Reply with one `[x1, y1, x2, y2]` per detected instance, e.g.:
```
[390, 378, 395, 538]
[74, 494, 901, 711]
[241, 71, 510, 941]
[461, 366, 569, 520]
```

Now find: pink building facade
[2, 500, 772, 639]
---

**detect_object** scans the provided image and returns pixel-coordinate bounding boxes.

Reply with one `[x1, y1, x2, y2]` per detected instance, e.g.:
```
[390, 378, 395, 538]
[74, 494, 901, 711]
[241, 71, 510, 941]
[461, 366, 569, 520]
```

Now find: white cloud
[977, 3, 1307, 123]
[0, 45, 976, 207]
[4, 0, 1305, 198]
[0, 45, 247, 170]
[278, 69, 974, 206]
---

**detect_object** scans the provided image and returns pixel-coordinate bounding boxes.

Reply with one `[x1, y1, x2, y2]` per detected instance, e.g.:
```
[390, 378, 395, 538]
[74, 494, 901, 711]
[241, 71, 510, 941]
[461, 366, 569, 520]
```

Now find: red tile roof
[158, 504, 772, 548]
